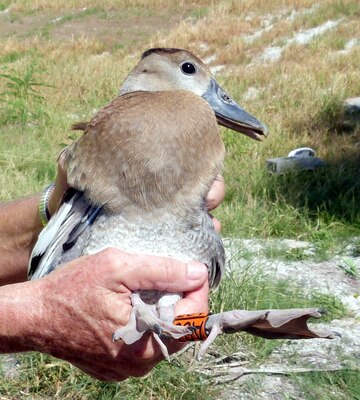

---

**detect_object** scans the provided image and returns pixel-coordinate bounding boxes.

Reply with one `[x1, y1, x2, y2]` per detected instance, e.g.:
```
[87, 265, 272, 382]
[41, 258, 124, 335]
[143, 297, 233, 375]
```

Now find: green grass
[190, 7, 209, 19]
[0, 50, 26, 63]
[0, 1, 10, 11]
[0, 352, 220, 399]
[0, 59, 53, 130]
[295, 369, 360, 400]
[56, 7, 103, 23]
[219, 136, 360, 248]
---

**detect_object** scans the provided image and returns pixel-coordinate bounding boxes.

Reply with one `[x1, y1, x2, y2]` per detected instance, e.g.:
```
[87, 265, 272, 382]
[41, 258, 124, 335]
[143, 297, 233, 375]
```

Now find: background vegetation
[0, 0, 359, 398]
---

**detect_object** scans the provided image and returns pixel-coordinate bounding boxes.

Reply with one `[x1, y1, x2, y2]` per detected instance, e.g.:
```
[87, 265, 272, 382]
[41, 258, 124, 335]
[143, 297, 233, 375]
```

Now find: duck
[28, 48, 333, 360]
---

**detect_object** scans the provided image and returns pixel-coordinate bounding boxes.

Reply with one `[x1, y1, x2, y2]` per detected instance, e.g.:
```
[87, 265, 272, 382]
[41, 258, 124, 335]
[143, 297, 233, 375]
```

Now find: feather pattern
[29, 190, 102, 280]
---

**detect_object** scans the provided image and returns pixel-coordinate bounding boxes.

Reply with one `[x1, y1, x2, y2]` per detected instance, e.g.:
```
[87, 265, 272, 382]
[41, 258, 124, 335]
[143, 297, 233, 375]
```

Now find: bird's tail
[72, 122, 89, 131]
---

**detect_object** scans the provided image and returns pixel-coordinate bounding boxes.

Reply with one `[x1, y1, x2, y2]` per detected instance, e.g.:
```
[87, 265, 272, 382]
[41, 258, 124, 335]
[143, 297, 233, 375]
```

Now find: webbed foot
[112, 295, 195, 360]
[190, 308, 337, 360]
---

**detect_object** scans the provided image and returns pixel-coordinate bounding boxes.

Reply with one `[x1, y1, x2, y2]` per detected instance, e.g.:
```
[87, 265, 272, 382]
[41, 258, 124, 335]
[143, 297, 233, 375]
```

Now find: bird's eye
[181, 62, 197, 75]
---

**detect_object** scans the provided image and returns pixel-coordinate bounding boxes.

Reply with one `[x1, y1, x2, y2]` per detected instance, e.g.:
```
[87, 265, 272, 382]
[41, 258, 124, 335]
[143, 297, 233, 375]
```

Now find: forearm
[0, 195, 42, 285]
[0, 279, 44, 353]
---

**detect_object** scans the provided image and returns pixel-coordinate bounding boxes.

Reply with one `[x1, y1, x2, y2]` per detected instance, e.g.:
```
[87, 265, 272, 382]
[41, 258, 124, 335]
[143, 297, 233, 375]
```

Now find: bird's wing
[28, 189, 102, 280]
[189, 211, 224, 289]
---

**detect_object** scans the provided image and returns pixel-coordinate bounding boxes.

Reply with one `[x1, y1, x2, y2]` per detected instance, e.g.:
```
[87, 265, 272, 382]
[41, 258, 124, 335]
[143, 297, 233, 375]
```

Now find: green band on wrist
[39, 183, 55, 227]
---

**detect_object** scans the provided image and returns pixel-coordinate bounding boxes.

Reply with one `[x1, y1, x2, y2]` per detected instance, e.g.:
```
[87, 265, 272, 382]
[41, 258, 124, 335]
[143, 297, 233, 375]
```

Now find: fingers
[206, 174, 225, 211]
[165, 280, 210, 356]
[100, 249, 208, 294]
[123, 255, 207, 293]
[207, 174, 224, 231]
[209, 215, 221, 233]
[175, 278, 209, 315]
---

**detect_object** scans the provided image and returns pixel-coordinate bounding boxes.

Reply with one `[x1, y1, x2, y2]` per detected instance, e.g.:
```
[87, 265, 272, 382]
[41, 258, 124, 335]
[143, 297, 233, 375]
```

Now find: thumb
[114, 251, 208, 293]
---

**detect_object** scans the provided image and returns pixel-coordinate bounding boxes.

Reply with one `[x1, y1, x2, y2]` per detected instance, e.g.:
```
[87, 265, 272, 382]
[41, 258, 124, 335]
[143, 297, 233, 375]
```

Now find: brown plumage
[29, 48, 335, 360]
[64, 91, 224, 215]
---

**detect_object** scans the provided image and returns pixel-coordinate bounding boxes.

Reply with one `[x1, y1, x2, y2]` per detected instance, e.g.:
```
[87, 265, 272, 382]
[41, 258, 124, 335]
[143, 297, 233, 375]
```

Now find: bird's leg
[113, 292, 195, 359]
[174, 308, 337, 360]
[197, 310, 268, 360]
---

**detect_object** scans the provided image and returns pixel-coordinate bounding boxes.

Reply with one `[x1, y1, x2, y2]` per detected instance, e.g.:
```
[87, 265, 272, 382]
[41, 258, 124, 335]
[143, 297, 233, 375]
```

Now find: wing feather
[28, 190, 102, 280]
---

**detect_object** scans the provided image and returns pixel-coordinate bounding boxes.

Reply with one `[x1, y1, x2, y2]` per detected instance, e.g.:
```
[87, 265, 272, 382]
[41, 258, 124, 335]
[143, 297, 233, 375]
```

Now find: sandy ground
[208, 238, 360, 399]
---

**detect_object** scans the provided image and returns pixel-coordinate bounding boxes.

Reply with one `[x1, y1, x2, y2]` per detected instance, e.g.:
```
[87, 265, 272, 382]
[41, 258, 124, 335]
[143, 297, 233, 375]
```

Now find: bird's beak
[202, 79, 268, 141]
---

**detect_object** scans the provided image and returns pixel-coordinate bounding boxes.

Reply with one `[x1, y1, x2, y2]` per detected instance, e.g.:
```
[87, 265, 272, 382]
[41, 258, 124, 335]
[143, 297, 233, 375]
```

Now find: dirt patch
[0, 8, 191, 49]
[50, 13, 188, 48]
[0, 10, 58, 38]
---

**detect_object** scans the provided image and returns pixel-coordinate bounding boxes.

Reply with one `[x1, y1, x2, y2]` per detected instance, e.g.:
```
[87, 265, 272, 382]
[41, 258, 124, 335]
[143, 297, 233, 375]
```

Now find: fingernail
[187, 262, 207, 280]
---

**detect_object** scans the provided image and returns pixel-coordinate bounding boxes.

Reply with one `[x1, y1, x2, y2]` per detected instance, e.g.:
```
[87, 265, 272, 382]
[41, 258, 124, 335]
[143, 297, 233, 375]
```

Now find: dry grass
[7, 0, 208, 12]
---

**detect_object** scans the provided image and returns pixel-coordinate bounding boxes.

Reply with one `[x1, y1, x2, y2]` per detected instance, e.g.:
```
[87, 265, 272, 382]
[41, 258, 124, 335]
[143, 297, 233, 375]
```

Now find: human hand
[206, 173, 225, 232]
[29, 249, 208, 381]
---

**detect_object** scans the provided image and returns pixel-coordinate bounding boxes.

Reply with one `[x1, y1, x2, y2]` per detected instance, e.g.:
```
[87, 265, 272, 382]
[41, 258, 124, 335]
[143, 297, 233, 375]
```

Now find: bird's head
[119, 48, 268, 141]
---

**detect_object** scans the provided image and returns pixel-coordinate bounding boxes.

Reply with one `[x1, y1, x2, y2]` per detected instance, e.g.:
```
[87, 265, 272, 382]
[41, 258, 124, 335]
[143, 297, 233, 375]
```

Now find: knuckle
[163, 259, 180, 283]
[215, 173, 224, 183]
[98, 248, 124, 268]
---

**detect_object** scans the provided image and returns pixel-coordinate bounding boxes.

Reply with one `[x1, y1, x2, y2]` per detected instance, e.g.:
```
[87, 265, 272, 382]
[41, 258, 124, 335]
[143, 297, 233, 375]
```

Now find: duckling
[29, 48, 334, 360]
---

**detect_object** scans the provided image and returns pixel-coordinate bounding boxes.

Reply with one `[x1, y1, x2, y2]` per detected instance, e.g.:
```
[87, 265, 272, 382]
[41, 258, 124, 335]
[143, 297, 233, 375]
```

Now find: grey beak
[202, 79, 268, 141]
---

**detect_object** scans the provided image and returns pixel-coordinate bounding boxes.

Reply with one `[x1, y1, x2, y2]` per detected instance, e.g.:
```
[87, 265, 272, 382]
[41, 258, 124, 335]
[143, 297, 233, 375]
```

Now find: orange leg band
[173, 312, 210, 342]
